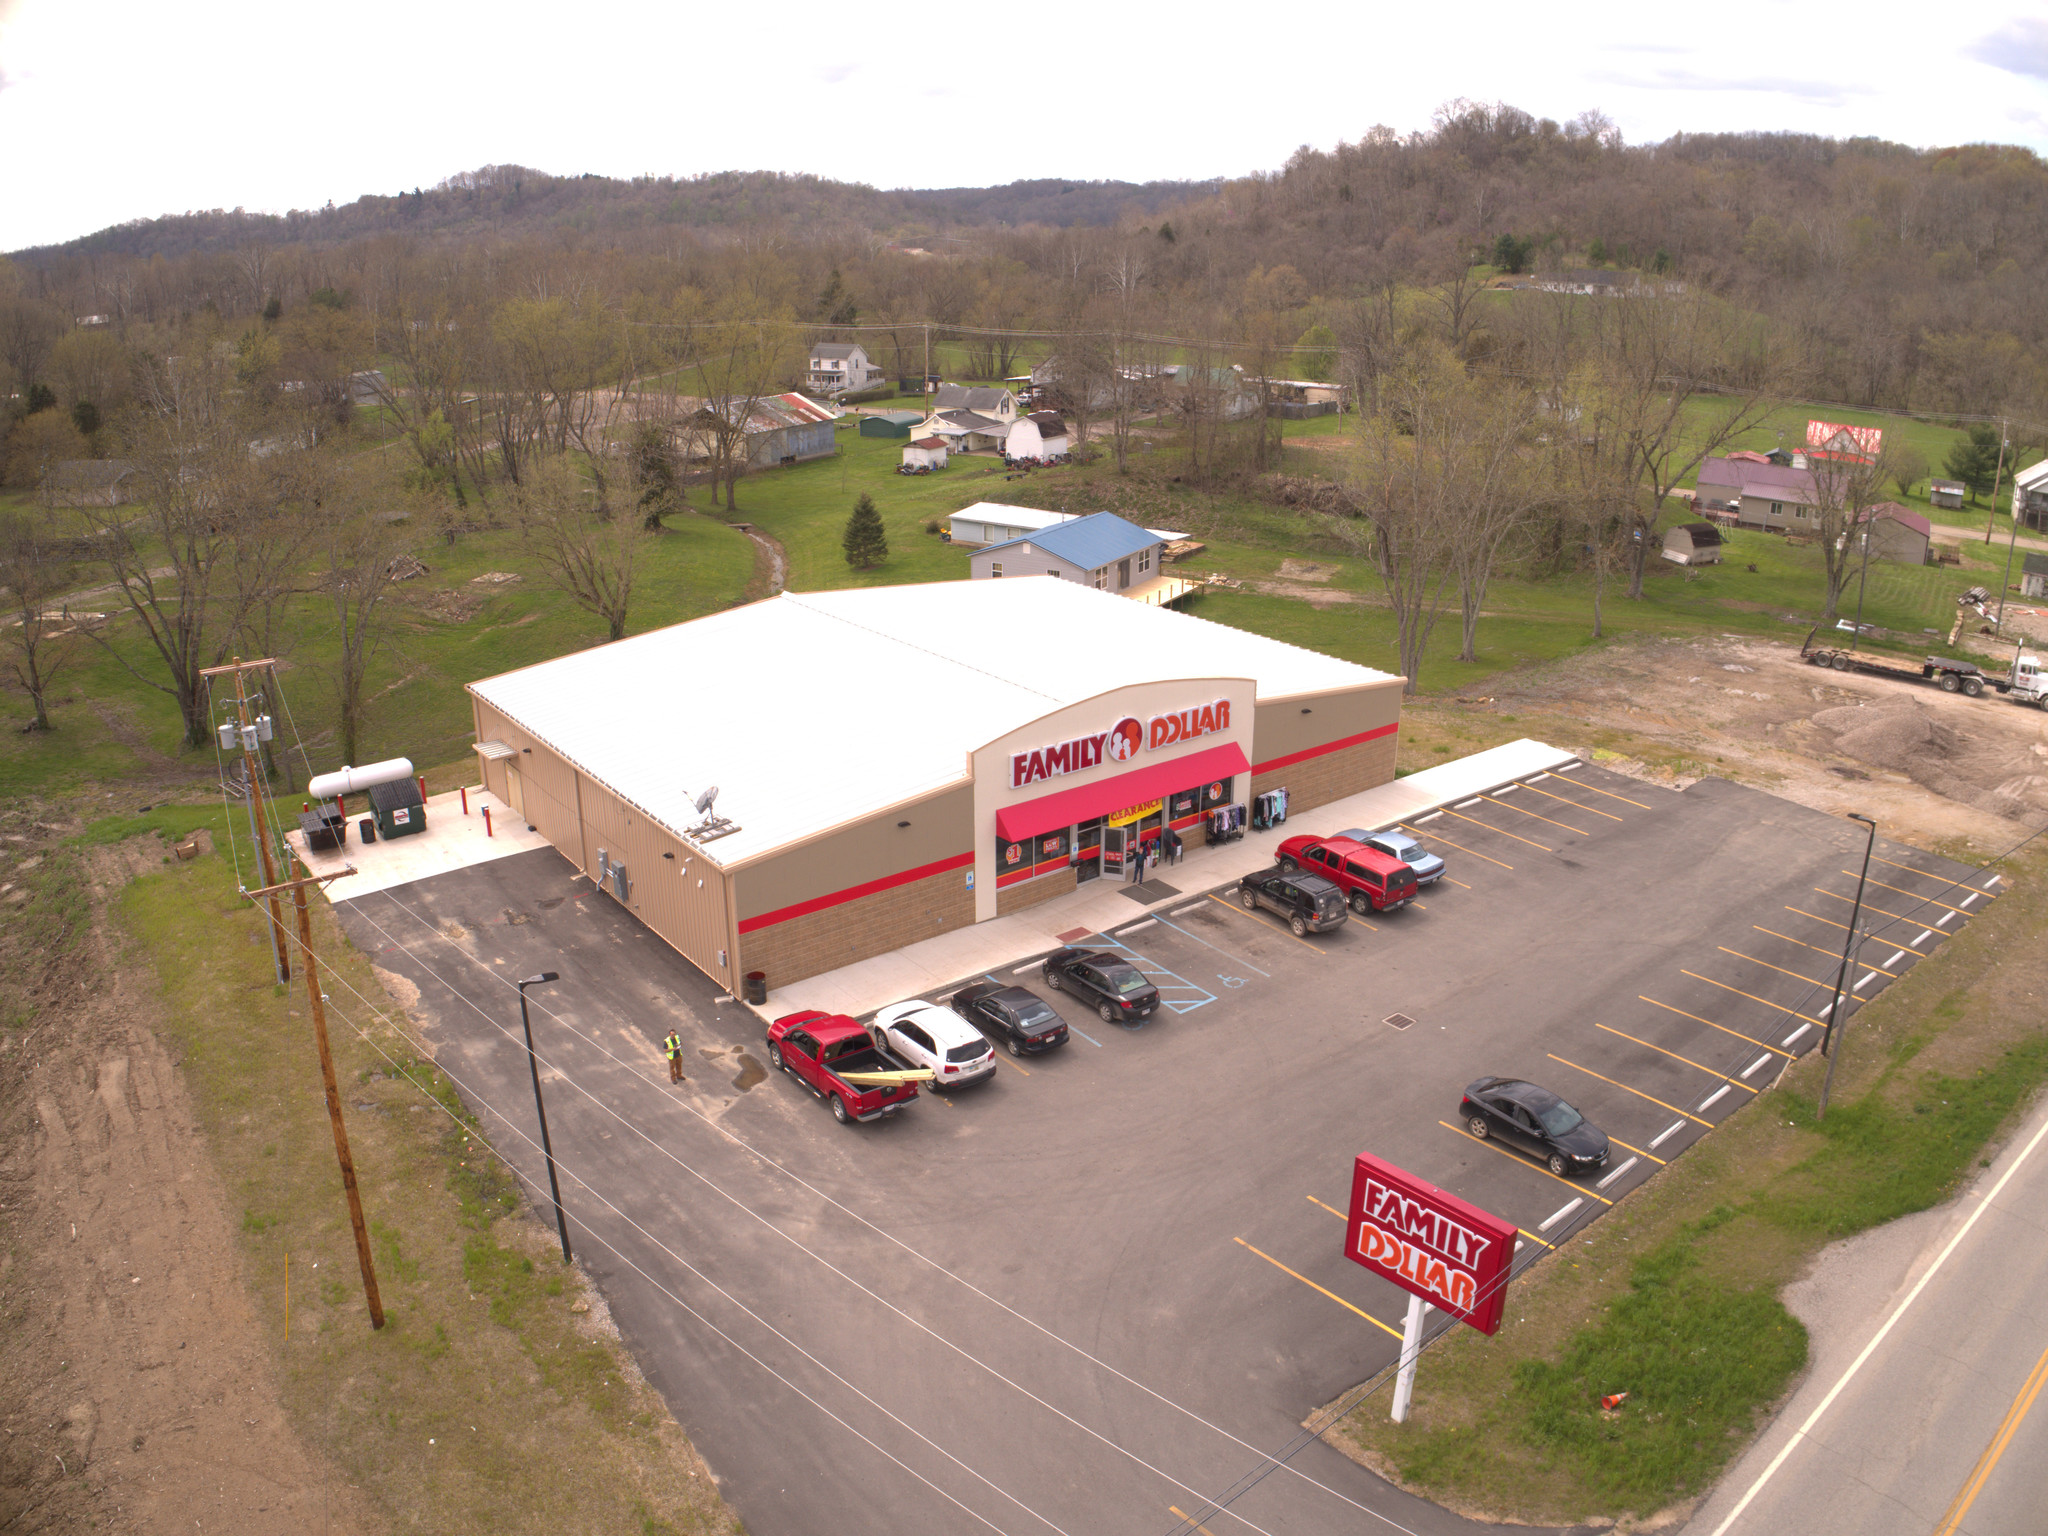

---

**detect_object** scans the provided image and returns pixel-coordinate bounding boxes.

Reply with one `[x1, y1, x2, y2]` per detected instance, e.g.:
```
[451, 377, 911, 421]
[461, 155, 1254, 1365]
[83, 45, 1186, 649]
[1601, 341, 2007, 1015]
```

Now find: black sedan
[1460, 1077, 1611, 1177]
[1238, 868, 1349, 935]
[950, 981, 1070, 1056]
[1040, 947, 1161, 1026]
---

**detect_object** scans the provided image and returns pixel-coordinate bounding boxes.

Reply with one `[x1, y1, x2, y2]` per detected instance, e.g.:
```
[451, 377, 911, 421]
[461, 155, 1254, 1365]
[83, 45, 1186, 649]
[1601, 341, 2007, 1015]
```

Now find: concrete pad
[288, 786, 552, 899]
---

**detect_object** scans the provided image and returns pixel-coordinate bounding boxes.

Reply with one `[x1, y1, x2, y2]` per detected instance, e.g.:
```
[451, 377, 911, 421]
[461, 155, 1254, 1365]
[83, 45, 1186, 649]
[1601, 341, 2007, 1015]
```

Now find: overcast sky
[4, 0, 2047, 253]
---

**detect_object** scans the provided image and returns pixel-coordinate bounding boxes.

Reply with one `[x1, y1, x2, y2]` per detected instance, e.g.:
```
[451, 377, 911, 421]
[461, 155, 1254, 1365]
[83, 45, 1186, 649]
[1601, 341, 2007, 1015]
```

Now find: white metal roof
[949, 501, 1186, 542]
[467, 578, 1396, 869]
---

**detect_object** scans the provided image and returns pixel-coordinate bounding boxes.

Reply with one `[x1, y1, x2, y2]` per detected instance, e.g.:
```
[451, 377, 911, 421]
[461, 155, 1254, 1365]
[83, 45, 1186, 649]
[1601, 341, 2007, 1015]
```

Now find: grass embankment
[102, 809, 737, 1535]
[1335, 844, 2048, 1525]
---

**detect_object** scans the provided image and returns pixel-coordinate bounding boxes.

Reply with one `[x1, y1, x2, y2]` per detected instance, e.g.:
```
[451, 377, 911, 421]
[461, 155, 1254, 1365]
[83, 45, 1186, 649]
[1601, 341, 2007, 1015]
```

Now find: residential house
[945, 502, 1186, 547]
[808, 342, 884, 395]
[45, 459, 138, 506]
[2020, 551, 2048, 599]
[1249, 378, 1349, 418]
[931, 384, 1017, 424]
[1004, 412, 1070, 461]
[1694, 455, 1821, 532]
[1850, 503, 1932, 566]
[685, 393, 839, 468]
[966, 511, 1195, 606]
[1160, 364, 1261, 422]
[901, 436, 949, 471]
[1661, 522, 1724, 566]
[1930, 477, 1968, 510]
[2011, 461, 2048, 532]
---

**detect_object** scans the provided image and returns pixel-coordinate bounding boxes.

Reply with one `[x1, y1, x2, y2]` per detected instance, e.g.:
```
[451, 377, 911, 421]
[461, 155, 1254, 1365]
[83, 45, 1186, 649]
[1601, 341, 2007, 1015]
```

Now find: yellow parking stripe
[1606, 1135, 1668, 1166]
[1440, 807, 1553, 852]
[1438, 1120, 1614, 1203]
[1638, 995, 1791, 1057]
[1307, 1194, 1347, 1219]
[1718, 946, 1830, 989]
[1546, 1054, 1712, 1126]
[1480, 793, 1589, 836]
[1518, 1226, 1558, 1251]
[995, 1052, 1031, 1077]
[1679, 970, 1830, 1029]
[1517, 781, 1625, 821]
[1840, 871, 1975, 916]
[1548, 775, 1652, 810]
[1594, 1022, 1757, 1093]
[1205, 892, 1328, 953]
[1234, 1238, 1403, 1338]
[1399, 823, 1512, 870]
[1441, 875, 1474, 890]
[1169, 1506, 1221, 1536]
[1753, 925, 1900, 976]
[1810, 888, 1916, 924]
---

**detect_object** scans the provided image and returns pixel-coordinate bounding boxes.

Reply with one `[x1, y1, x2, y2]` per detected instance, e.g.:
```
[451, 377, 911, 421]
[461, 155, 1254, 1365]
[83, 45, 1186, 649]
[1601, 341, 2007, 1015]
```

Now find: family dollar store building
[465, 578, 1403, 995]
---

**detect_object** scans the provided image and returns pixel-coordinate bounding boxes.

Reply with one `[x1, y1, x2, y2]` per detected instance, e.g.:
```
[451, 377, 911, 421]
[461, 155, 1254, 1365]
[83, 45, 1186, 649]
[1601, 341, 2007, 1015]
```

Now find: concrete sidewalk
[762, 737, 1578, 1021]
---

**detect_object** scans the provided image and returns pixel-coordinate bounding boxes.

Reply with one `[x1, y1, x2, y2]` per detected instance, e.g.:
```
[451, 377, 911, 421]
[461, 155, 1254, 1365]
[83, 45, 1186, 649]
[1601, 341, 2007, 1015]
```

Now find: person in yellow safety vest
[664, 1030, 685, 1083]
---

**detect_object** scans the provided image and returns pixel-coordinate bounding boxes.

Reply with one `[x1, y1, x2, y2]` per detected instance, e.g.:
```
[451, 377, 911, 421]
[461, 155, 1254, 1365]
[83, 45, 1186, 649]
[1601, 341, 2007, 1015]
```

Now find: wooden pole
[283, 864, 384, 1328]
[208, 657, 291, 983]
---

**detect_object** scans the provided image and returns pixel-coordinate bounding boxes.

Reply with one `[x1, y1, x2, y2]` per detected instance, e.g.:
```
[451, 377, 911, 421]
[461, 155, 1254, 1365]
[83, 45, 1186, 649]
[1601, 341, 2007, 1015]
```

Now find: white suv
[872, 1001, 997, 1091]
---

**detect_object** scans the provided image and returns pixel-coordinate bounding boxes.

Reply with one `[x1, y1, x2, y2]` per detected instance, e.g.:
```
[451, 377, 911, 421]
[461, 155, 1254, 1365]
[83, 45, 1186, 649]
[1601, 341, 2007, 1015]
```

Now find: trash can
[743, 971, 768, 1006]
[369, 776, 427, 840]
[359, 817, 377, 844]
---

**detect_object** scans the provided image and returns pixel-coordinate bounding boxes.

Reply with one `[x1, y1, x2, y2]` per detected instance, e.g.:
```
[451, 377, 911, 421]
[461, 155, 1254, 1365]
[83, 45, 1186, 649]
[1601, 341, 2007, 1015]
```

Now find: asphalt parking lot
[333, 762, 2000, 1536]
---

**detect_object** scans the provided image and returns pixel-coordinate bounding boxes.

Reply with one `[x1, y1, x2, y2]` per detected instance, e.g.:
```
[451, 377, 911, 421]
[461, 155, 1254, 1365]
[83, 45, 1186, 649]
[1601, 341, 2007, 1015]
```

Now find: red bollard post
[460, 786, 469, 815]
[418, 774, 428, 805]
[336, 792, 346, 818]
[483, 806, 493, 838]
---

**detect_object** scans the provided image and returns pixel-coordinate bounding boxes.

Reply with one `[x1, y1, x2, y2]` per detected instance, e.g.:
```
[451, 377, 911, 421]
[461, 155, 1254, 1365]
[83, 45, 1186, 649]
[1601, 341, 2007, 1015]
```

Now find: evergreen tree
[1943, 423, 2002, 503]
[842, 492, 888, 568]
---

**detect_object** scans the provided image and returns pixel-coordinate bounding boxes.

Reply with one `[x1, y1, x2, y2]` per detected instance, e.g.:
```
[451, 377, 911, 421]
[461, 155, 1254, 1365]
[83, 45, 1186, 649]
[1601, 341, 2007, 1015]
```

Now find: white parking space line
[1556, 761, 1583, 772]
[1961, 891, 1980, 908]
[1493, 783, 1519, 795]
[1650, 1120, 1686, 1148]
[1883, 950, 1907, 968]
[1938, 911, 1956, 927]
[1011, 962, 1041, 976]
[1172, 904, 1204, 916]
[1784, 1023, 1814, 1046]
[1986, 875, 2002, 889]
[1816, 1000, 1835, 1021]
[1414, 811, 1443, 823]
[1701, 1085, 1732, 1112]
[1853, 971, 1879, 992]
[1120, 920, 1158, 935]
[1455, 797, 1483, 809]
[1912, 930, 1934, 947]
[1539, 1198, 1583, 1231]
[1597, 1157, 1639, 1190]
[1743, 1054, 1774, 1079]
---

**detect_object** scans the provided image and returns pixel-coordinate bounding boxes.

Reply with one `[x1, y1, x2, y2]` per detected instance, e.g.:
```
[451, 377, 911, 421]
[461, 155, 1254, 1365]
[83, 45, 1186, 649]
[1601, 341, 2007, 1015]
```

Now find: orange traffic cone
[1600, 1392, 1629, 1411]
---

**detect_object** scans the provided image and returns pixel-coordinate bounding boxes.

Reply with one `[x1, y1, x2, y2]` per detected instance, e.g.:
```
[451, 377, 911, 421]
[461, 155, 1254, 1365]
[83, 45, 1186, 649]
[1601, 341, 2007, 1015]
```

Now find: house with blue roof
[966, 512, 1197, 606]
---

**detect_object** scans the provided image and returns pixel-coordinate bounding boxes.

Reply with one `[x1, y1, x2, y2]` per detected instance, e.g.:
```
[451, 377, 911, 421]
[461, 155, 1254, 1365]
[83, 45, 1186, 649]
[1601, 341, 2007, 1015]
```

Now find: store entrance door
[1101, 823, 1130, 880]
[1076, 818, 1104, 883]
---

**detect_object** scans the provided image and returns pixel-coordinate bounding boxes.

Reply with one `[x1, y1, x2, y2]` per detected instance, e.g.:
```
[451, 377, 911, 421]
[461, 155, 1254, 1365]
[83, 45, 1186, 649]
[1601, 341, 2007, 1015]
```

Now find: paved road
[1684, 1091, 2048, 1536]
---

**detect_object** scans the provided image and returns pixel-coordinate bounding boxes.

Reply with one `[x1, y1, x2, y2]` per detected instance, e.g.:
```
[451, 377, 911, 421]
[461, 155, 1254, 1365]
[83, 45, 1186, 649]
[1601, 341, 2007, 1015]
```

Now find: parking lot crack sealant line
[353, 890, 1417, 1536]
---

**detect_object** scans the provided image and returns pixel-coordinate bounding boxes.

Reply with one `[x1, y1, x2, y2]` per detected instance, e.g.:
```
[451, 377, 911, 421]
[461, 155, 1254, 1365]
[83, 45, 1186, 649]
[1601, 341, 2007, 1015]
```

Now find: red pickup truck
[1275, 834, 1419, 914]
[766, 1011, 920, 1125]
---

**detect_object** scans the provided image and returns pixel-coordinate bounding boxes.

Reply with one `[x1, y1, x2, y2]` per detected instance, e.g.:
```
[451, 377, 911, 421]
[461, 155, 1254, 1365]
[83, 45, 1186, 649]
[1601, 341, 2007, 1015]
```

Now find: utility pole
[1818, 813, 1878, 1122]
[1982, 418, 2009, 545]
[244, 859, 385, 1328]
[204, 656, 290, 984]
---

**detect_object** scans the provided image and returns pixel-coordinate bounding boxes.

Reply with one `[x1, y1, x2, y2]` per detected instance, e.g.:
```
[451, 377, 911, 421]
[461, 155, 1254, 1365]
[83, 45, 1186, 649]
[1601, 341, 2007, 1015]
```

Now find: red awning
[995, 742, 1250, 843]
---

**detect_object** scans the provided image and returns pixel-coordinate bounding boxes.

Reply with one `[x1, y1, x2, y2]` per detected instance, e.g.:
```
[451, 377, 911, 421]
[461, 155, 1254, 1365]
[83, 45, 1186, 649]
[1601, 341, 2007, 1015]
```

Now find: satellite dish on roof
[694, 786, 719, 816]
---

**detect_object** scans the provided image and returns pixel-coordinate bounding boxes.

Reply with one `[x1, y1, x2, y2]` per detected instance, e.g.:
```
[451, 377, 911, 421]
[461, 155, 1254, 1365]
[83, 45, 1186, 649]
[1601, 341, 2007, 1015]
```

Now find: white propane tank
[308, 758, 416, 800]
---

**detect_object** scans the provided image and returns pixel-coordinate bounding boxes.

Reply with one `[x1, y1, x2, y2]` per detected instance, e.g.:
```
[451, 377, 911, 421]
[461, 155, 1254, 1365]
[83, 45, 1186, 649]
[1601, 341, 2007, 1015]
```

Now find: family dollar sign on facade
[1345, 1152, 1517, 1335]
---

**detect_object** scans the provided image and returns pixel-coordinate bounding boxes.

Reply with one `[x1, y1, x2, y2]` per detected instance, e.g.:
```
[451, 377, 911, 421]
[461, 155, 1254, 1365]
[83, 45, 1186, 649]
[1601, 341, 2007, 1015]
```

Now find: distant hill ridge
[14, 166, 1226, 259]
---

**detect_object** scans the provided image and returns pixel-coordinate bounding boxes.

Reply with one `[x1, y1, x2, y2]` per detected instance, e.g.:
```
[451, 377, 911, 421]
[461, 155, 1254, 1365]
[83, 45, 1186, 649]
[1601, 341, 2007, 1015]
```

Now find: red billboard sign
[1344, 1153, 1517, 1336]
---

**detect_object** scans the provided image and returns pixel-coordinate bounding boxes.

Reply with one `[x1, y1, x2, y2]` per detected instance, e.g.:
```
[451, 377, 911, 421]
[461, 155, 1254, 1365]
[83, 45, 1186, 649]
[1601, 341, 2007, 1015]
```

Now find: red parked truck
[765, 1011, 922, 1125]
[1275, 834, 1420, 914]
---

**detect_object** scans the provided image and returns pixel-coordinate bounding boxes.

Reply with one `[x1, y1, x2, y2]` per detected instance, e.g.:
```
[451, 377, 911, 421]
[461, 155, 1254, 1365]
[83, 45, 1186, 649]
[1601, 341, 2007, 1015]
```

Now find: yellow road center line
[1638, 996, 1791, 1057]
[1718, 946, 1830, 989]
[1205, 892, 1327, 953]
[1606, 1135, 1668, 1166]
[1839, 871, 1973, 915]
[1480, 793, 1589, 835]
[1516, 781, 1625, 820]
[1595, 1022, 1758, 1093]
[1169, 1506, 1221, 1536]
[1932, 1338, 2048, 1536]
[1679, 970, 1830, 1029]
[1556, 777, 1652, 809]
[1753, 925, 1900, 975]
[1233, 1237, 1403, 1338]
[1399, 823, 1513, 870]
[1439, 807, 1554, 852]
[1546, 1054, 1712, 1126]
[1306, 1194, 1347, 1219]
[1437, 1120, 1614, 1203]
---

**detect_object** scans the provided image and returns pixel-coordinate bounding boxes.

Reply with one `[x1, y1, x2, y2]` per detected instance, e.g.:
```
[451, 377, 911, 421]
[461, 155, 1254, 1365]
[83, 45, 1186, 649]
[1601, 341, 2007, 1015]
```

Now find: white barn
[1005, 411, 1070, 461]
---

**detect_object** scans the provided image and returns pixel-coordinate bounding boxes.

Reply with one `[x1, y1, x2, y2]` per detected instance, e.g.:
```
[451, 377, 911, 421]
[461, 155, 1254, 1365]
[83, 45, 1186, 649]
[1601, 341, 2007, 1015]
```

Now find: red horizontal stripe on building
[1252, 722, 1397, 777]
[737, 850, 974, 934]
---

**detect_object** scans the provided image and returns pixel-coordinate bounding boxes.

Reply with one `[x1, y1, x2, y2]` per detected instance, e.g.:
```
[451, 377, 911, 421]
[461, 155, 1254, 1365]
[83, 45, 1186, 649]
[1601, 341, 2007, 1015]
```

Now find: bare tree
[1445, 380, 1542, 662]
[321, 492, 414, 764]
[512, 457, 645, 641]
[0, 514, 85, 731]
[1810, 446, 1900, 622]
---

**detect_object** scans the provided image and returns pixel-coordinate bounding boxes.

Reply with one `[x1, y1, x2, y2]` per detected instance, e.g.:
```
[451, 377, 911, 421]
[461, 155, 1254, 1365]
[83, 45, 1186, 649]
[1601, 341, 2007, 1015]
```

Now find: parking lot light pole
[1818, 814, 1878, 1122]
[517, 972, 573, 1262]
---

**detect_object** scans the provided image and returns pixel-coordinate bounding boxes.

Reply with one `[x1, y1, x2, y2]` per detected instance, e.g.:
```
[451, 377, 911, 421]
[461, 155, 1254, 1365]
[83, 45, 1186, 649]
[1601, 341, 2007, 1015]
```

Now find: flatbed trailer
[1802, 643, 1988, 697]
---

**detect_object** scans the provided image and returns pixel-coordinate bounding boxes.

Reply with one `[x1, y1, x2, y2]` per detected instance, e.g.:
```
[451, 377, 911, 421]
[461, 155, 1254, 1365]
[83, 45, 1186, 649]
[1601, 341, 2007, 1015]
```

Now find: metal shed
[860, 412, 924, 439]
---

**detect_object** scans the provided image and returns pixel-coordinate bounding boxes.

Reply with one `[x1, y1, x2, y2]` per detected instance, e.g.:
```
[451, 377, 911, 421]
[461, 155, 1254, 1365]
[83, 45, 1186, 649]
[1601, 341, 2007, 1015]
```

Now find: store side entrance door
[1076, 818, 1103, 882]
[505, 763, 527, 820]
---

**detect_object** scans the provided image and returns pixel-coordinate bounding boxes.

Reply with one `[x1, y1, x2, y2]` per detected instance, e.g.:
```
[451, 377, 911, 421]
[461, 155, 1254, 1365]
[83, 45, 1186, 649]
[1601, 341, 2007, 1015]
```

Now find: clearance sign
[1344, 1152, 1516, 1336]
[1010, 699, 1231, 789]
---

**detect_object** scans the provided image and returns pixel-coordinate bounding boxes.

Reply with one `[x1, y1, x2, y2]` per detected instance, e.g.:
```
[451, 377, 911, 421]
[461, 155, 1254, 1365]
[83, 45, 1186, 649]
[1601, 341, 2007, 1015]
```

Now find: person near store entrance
[1162, 824, 1182, 866]
[664, 1029, 686, 1083]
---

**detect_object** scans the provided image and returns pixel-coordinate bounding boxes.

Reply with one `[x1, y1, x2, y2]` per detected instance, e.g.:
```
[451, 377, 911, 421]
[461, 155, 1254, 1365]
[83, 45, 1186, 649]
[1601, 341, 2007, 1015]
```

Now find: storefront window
[997, 837, 1028, 872]
[1036, 828, 1071, 862]
[1199, 776, 1235, 810]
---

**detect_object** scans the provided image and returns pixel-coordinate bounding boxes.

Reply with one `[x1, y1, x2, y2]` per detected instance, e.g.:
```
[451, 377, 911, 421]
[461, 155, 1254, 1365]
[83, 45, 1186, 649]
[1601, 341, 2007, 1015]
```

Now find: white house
[946, 502, 1185, 547]
[2012, 460, 2048, 532]
[808, 342, 884, 395]
[1005, 411, 1070, 461]
[902, 436, 949, 470]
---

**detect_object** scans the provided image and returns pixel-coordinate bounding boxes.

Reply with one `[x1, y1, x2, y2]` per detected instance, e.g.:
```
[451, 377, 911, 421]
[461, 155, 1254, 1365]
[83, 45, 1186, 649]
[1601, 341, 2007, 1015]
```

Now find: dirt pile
[1811, 698, 2048, 825]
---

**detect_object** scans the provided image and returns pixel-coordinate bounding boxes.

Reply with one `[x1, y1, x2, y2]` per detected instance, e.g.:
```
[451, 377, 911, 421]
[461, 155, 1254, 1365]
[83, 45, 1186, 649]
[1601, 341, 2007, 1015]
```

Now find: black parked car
[1238, 868, 1349, 935]
[1040, 947, 1161, 1025]
[1460, 1077, 1611, 1177]
[949, 981, 1071, 1056]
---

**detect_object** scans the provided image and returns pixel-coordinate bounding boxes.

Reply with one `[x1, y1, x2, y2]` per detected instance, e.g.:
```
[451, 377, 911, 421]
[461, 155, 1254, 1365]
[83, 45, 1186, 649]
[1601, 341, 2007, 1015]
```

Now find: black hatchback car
[950, 981, 1071, 1056]
[1040, 947, 1161, 1025]
[1460, 1077, 1611, 1177]
[1237, 868, 1349, 935]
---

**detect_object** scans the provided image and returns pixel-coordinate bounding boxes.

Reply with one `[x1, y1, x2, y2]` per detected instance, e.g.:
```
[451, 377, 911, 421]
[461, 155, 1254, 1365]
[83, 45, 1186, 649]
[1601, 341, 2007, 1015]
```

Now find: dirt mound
[1811, 698, 2048, 825]
[1260, 474, 1363, 517]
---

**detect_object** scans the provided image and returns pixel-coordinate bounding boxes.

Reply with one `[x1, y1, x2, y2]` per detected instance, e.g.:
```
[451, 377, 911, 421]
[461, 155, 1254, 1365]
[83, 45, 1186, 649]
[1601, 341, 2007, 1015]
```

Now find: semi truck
[1985, 641, 2048, 709]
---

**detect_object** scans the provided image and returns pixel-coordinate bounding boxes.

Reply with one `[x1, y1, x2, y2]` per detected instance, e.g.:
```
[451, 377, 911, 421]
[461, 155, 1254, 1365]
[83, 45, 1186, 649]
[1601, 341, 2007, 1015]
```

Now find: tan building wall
[739, 862, 975, 987]
[1251, 731, 1397, 813]
[997, 864, 1076, 917]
